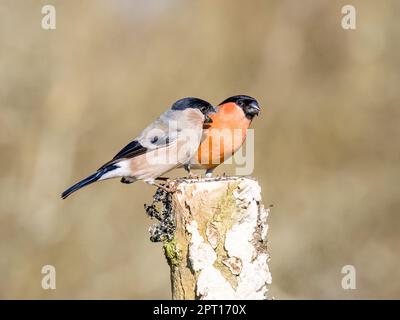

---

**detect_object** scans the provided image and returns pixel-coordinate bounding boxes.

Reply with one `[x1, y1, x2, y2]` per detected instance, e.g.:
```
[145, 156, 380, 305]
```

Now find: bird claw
[153, 182, 178, 193]
[188, 172, 200, 180]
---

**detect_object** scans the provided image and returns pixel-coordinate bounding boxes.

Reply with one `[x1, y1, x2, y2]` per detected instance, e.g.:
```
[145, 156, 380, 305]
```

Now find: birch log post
[146, 176, 272, 300]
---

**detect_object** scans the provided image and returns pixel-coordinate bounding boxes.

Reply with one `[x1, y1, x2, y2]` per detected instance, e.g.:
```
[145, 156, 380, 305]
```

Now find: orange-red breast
[186, 95, 260, 177]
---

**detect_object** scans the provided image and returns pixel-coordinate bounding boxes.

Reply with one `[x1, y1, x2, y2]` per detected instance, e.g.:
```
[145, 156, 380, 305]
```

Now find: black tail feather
[61, 165, 118, 199]
[61, 172, 101, 199]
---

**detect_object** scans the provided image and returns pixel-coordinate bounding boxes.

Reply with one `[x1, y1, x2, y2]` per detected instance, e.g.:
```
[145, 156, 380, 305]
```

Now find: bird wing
[98, 110, 178, 169]
[110, 139, 148, 160]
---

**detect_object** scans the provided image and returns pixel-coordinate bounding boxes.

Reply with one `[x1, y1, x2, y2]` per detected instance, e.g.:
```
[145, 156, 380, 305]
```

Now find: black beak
[204, 115, 213, 124]
[204, 105, 216, 124]
[245, 102, 260, 117]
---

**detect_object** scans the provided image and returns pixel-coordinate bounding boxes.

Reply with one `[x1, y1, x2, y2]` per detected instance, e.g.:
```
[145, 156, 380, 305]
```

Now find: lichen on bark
[163, 238, 180, 267]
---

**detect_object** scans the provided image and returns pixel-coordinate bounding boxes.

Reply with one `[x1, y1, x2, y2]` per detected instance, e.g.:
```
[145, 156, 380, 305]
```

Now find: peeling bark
[146, 177, 271, 300]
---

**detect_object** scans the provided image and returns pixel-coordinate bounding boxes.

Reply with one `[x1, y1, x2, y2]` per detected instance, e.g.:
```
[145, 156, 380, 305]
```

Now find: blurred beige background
[0, 0, 399, 299]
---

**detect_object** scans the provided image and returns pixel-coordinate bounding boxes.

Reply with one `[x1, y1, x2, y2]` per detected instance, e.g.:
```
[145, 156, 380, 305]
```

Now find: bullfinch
[61, 97, 216, 199]
[185, 95, 260, 177]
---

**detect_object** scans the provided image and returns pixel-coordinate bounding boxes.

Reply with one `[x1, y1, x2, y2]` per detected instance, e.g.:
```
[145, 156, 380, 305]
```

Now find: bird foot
[188, 172, 200, 179]
[152, 182, 178, 193]
[212, 172, 227, 180]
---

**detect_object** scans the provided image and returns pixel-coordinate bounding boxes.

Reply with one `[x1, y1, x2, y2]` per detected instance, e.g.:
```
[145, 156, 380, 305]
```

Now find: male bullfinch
[61, 97, 216, 199]
[186, 95, 260, 177]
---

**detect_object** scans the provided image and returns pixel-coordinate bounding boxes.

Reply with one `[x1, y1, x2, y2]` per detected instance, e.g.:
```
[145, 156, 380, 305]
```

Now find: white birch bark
[153, 177, 271, 300]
